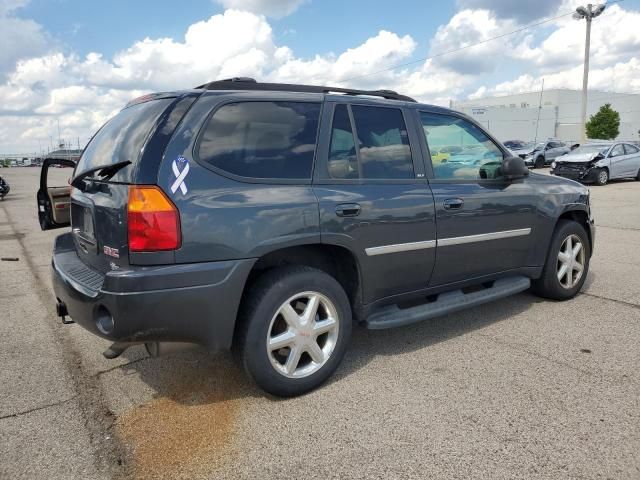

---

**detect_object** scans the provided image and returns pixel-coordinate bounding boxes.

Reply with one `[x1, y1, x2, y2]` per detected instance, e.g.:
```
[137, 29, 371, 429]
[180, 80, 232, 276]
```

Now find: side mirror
[501, 156, 529, 180]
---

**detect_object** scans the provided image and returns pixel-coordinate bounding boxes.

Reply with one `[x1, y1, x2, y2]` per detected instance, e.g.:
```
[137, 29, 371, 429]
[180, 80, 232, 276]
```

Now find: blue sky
[21, 0, 459, 60]
[2, 0, 640, 152]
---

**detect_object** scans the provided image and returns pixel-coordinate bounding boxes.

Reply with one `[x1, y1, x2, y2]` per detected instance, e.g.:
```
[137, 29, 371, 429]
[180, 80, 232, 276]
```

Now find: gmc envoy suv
[38, 79, 594, 396]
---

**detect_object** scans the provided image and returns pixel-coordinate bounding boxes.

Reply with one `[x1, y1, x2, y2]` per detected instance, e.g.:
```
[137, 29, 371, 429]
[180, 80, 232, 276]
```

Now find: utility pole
[574, 3, 606, 142]
[534, 78, 545, 144]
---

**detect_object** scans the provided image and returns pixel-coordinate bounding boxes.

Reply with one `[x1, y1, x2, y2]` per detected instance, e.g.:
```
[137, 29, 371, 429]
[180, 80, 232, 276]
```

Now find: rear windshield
[76, 99, 173, 182]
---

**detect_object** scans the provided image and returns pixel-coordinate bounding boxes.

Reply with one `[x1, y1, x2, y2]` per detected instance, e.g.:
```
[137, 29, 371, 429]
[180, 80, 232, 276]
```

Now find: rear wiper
[71, 160, 131, 190]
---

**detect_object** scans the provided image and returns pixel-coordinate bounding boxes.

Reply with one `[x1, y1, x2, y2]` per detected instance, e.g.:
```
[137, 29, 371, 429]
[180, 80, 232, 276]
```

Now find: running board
[366, 276, 531, 330]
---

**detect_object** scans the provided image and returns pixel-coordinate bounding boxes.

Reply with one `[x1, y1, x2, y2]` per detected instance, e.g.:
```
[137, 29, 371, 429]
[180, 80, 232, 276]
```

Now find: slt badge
[171, 156, 189, 195]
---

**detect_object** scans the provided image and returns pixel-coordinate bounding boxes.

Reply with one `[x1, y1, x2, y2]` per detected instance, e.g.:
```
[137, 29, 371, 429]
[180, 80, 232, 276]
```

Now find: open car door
[37, 158, 76, 230]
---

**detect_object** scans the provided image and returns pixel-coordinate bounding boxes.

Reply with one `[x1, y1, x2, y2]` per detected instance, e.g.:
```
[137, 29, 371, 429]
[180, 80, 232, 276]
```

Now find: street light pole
[574, 3, 605, 143]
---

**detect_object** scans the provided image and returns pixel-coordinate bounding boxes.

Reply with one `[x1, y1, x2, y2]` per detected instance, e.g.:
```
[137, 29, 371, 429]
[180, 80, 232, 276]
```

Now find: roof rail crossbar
[194, 78, 416, 102]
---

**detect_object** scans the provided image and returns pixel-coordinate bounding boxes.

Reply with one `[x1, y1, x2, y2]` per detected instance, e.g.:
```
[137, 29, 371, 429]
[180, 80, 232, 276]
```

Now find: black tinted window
[77, 99, 173, 182]
[198, 101, 321, 179]
[351, 106, 413, 179]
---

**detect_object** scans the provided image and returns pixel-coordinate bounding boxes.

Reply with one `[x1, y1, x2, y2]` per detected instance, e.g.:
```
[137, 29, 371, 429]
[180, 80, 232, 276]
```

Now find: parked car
[503, 140, 528, 151]
[520, 140, 571, 168]
[551, 142, 640, 185]
[39, 79, 595, 396]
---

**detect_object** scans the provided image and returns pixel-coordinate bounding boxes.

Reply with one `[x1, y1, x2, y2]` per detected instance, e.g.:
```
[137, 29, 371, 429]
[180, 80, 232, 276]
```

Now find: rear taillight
[127, 186, 181, 252]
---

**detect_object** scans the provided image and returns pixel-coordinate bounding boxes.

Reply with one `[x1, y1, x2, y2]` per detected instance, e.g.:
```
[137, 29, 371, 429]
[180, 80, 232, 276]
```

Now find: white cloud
[2, 2, 640, 153]
[213, 0, 306, 18]
[0, 0, 51, 78]
[456, 0, 564, 22]
[430, 9, 519, 75]
[472, 57, 640, 98]
[515, 4, 640, 71]
[0, 0, 30, 15]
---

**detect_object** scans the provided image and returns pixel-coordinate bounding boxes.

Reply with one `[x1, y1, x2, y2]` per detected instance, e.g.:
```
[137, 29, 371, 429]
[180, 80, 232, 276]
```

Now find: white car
[550, 142, 640, 185]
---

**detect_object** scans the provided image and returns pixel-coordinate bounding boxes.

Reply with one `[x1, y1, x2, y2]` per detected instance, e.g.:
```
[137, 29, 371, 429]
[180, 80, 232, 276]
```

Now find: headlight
[551, 161, 557, 169]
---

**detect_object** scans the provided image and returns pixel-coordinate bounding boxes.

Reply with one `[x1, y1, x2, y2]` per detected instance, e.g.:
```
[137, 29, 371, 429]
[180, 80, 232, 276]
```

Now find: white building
[452, 89, 640, 144]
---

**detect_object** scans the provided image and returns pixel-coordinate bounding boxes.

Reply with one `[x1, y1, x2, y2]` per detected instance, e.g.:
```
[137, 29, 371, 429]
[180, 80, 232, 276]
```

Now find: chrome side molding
[365, 228, 532, 256]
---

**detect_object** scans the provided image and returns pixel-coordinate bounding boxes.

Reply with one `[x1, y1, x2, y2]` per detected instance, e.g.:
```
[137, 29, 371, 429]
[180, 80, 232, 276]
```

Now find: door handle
[443, 198, 464, 210]
[335, 203, 361, 217]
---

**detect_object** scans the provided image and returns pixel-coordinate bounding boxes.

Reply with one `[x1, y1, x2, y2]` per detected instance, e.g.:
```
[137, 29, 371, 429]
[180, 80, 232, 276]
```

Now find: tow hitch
[56, 300, 74, 325]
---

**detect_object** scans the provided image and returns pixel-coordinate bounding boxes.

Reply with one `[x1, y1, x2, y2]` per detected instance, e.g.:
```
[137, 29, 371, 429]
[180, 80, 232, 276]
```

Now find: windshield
[76, 98, 173, 182]
[571, 144, 610, 155]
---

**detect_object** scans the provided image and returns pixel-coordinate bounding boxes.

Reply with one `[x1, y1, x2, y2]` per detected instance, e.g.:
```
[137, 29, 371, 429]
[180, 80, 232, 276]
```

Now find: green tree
[585, 103, 620, 140]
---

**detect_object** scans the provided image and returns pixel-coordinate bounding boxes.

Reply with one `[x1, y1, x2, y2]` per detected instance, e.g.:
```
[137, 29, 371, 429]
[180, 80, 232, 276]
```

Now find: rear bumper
[51, 233, 254, 350]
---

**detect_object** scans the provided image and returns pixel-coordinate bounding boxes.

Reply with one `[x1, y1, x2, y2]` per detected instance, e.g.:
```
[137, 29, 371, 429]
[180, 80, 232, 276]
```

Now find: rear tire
[595, 168, 609, 186]
[635, 168, 640, 181]
[532, 220, 590, 300]
[237, 266, 352, 397]
[534, 156, 545, 169]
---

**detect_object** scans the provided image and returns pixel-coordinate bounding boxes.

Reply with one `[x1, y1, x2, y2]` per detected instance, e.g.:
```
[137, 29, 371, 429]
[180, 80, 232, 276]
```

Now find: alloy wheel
[556, 234, 586, 289]
[266, 291, 339, 378]
[598, 169, 608, 185]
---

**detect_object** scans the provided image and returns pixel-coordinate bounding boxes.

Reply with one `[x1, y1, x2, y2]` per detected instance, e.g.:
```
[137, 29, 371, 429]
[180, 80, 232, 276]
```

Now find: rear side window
[77, 99, 173, 182]
[198, 101, 321, 180]
[328, 105, 358, 179]
[624, 144, 639, 154]
[328, 104, 414, 180]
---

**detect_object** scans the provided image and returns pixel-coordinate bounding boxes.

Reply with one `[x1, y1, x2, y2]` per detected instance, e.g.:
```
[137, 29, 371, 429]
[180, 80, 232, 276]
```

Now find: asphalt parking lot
[1, 167, 639, 480]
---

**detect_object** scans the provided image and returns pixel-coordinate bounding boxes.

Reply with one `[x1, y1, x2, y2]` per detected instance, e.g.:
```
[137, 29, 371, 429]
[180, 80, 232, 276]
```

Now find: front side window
[327, 105, 414, 180]
[420, 112, 504, 180]
[610, 144, 625, 158]
[198, 101, 321, 180]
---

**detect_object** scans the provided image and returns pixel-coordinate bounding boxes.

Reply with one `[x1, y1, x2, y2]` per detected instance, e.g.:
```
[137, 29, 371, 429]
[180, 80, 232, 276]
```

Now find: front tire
[595, 168, 609, 186]
[534, 156, 545, 169]
[532, 220, 590, 300]
[237, 266, 352, 397]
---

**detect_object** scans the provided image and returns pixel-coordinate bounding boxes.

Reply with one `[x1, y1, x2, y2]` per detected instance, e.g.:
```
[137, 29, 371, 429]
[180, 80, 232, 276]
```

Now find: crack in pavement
[580, 292, 640, 311]
[597, 224, 640, 232]
[94, 357, 149, 377]
[0, 396, 77, 421]
[476, 333, 604, 380]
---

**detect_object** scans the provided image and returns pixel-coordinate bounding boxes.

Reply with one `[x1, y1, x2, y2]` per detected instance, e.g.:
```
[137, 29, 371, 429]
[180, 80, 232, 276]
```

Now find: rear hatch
[70, 96, 178, 274]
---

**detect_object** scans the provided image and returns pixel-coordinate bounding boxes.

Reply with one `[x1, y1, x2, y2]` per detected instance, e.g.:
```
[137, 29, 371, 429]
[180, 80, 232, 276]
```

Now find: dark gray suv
[39, 79, 595, 396]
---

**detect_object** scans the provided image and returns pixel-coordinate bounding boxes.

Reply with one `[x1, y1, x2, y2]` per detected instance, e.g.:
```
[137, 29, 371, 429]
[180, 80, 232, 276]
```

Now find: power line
[340, 0, 625, 84]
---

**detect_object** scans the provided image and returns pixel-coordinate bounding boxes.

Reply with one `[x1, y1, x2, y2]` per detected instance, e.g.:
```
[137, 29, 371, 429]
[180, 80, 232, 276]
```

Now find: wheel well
[557, 210, 592, 253]
[234, 245, 363, 344]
